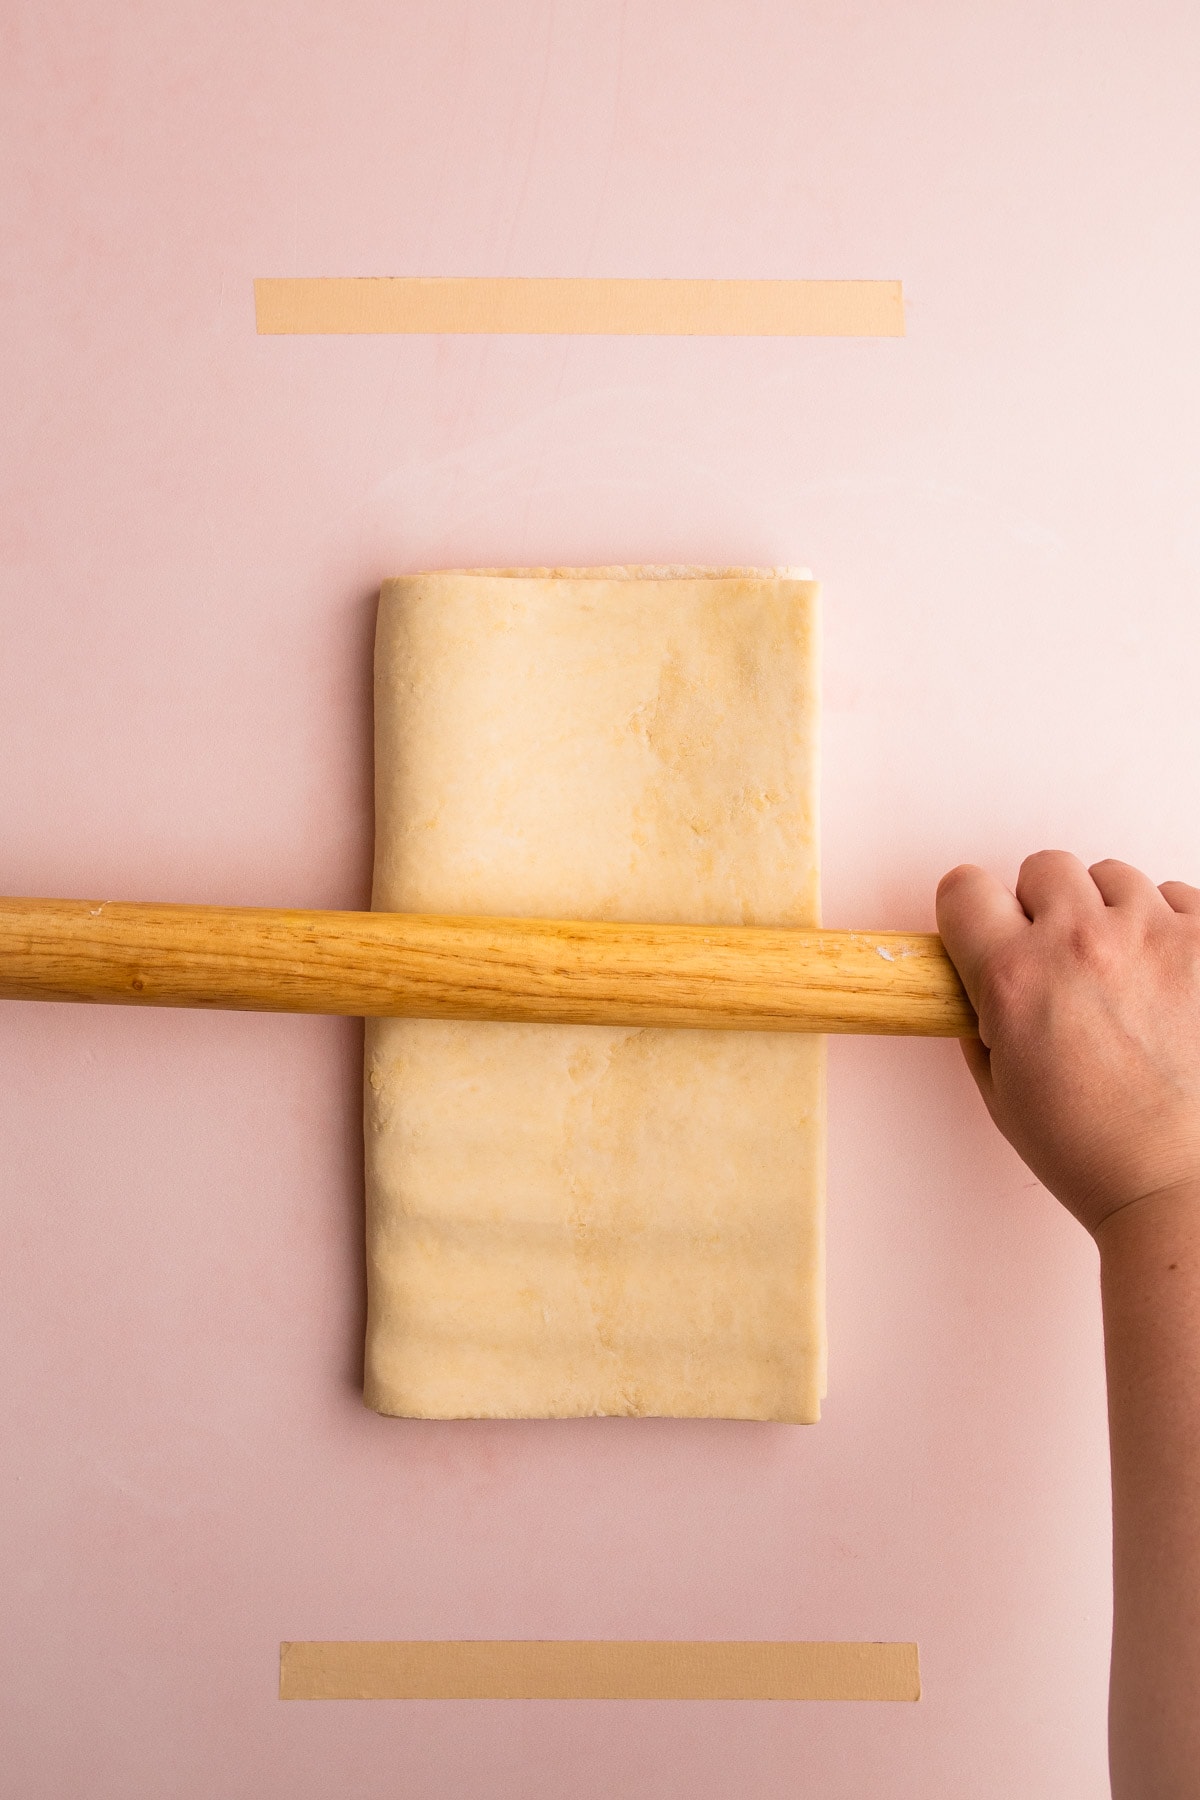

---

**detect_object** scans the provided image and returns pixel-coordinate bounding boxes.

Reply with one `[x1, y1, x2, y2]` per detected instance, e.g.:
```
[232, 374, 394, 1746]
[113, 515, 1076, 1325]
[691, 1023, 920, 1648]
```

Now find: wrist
[1094, 1179, 1200, 1265]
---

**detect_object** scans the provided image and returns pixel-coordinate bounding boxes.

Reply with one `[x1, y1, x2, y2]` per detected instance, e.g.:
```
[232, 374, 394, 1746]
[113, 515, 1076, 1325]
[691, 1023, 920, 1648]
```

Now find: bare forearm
[936, 855, 1200, 1794]
[1099, 1189, 1200, 1800]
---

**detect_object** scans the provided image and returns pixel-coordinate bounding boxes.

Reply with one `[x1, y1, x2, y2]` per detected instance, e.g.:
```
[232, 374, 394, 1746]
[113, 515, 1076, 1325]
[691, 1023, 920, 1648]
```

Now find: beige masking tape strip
[279, 1640, 920, 1701]
[254, 277, 904, 337]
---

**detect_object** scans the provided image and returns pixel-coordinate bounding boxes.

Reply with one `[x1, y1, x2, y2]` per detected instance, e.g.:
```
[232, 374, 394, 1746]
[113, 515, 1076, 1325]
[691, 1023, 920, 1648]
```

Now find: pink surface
[2, 3, 1199, 1793]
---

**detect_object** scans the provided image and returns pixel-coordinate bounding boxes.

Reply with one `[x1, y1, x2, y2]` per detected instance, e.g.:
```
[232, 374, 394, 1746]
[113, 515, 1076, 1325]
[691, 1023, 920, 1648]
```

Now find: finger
[1088, 858, 1170, 912]
[936, 864, 1027, 1013]
[1014, 849, 1102, 921]
[1160, 880, 1200, 916]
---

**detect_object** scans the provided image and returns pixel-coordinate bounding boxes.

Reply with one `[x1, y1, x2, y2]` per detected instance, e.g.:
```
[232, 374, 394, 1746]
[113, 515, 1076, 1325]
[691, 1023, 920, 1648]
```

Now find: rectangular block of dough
[364, 568, 824, 1421]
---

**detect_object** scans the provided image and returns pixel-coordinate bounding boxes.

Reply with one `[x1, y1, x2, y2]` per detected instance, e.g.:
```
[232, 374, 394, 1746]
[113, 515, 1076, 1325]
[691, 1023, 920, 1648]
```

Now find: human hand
[936, 852, 1200, 1239]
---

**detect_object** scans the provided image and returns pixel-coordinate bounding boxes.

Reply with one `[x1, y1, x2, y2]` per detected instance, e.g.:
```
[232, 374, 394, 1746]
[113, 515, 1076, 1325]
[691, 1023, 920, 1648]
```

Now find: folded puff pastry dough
[364, 568, 824, 1420]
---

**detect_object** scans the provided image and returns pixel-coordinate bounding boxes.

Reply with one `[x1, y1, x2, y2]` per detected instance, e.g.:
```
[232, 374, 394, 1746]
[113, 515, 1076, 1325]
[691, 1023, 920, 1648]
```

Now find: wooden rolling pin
[0, 897, 975, 1036]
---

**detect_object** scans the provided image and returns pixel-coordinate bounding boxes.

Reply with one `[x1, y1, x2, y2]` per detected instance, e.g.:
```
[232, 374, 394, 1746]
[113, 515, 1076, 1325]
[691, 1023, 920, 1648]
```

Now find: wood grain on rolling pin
[0, 898, 976, 1036]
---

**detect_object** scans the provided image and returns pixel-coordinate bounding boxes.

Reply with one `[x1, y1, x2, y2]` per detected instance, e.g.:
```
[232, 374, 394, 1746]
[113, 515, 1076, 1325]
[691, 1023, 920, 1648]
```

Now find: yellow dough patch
[364, 568, 824, 1420]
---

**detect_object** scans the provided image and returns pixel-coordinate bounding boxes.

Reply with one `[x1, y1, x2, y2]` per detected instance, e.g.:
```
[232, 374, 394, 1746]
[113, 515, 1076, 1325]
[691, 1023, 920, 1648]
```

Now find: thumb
[936, 863, 1028, 1021]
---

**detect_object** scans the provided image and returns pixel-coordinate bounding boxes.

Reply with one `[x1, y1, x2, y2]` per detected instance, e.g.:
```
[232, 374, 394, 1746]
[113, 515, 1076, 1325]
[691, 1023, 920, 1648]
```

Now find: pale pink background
[2, 3, 1199, 1794]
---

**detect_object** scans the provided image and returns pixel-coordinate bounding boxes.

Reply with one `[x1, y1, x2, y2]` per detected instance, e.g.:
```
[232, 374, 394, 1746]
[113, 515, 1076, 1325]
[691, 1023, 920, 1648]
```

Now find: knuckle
[977, 943, 1030, 1027]
[1021, 847, 1067, 876]
[1164, 879, 1200, 912]
[1060, 916, 1121, 980]
[936, 863, 973, 899]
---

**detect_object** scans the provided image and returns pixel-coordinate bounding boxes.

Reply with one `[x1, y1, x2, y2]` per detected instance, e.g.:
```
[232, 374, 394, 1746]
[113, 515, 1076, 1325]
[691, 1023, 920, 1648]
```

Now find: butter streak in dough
[364, 569, 824, 1420]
